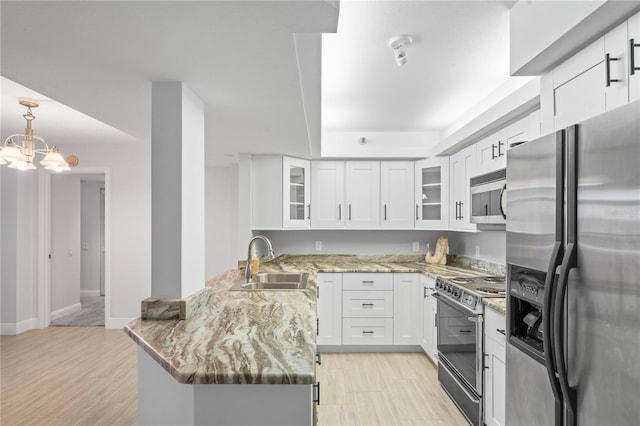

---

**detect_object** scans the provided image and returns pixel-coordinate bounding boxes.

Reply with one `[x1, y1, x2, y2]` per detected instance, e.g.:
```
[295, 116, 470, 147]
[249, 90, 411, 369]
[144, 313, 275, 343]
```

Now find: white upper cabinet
[449, 144, 477, 231]
[311, 161, 345, 228]
[380, 161, 415, 229]
[552, 15, 638, 130]
[475, 130, 505, 176]
[414, 157, 449, 229]
[282, 157, 311, 228]
[345, 161, 380, 228]
[604, 21, 631, 111]
[629, 12, 640, 102]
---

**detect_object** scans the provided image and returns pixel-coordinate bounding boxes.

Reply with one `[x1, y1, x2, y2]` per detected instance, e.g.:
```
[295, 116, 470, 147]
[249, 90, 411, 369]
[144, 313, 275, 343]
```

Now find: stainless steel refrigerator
[505, 100, 640, 426]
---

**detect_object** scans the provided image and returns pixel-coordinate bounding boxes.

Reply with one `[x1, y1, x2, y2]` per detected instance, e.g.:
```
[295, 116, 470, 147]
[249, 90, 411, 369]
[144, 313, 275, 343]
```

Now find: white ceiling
[1, 1, 531, 166]
[322, 0, 521, 134]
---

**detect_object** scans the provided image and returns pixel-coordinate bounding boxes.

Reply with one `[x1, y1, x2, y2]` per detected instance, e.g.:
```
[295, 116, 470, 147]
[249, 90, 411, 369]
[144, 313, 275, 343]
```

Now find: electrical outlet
[412, 242, 420, 252]
[315, 241, 322, 251]
[475, 245, 481, 258]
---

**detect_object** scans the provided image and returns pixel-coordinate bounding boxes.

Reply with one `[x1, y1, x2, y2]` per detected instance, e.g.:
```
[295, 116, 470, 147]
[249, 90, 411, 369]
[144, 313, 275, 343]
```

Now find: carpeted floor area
[50, 296, 105, 327]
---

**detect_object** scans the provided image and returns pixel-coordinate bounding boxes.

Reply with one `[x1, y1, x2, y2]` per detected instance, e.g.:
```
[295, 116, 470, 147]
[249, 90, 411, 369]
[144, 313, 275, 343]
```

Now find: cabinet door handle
[606, 53, 621, 87]
[498, 141, 504, 157]
[454, 201, 459, 220]
[497, 329, 506, 336]
[316, 318, 319, 336]
[459, 201, 464, 220]
[349, 204, 352, 221]
[384, 204, 387, 221]
[631, 38, 640, 75]
[491, 143, 496, 160]
[307, 204, 311, 220]
[416, 204, 419, 220]
[424, 286, 428, 299]
[313, 382, 320, 405]
[316, 353, 322, 365]
[338, 203, 342, 221]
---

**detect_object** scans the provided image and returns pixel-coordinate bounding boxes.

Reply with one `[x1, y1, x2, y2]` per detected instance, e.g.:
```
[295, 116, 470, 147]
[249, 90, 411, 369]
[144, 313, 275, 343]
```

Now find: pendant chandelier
[0, 98, 75, 171]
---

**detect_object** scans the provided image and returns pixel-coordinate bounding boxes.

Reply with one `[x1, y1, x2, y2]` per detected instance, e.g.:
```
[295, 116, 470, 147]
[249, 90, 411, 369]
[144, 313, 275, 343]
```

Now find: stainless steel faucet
[245, 235, 276, 282]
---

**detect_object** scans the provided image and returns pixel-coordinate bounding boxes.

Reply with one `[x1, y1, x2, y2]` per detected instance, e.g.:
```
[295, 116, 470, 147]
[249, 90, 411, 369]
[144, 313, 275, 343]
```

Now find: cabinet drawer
[342, 291, 393, 318]
[485, 306, 506, 347]
[342, 318, 393, 345]
[342, 273, 393, 290]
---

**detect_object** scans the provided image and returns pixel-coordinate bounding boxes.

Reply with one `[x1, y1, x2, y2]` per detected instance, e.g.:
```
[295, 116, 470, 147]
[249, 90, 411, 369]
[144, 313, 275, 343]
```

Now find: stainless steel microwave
[470, 168, 506, 224]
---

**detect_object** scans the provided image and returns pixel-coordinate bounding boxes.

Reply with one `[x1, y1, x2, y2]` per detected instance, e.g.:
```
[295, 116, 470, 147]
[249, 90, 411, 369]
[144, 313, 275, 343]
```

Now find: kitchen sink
[229, 272, 309, 291]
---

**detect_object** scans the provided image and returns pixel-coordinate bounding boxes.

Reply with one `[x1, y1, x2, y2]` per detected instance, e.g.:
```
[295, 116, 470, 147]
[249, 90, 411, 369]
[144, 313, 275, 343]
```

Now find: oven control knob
[453, 289, 459, 297]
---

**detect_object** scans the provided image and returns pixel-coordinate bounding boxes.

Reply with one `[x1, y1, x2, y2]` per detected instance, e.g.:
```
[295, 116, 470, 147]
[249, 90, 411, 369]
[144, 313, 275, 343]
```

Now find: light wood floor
[1, 328, 466, 425]
[1, 327, 137, 426]
[316, 352, 467, 426]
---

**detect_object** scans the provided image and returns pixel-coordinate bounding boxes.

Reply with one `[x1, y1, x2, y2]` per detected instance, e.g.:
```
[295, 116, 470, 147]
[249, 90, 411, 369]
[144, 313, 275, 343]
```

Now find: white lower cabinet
[317, 273, 342, 346]
[342, 273, 393, 345]
[318, 272, 440, 349]
[393, 274, 422, 345]
[420, 275, 438, 363]
[484, 307, 506, 426]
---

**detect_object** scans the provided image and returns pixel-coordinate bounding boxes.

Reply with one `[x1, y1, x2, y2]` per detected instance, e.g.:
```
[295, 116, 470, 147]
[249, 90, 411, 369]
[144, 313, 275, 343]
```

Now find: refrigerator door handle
[554, 242, 577, 426]
[543, 241, 564, 426]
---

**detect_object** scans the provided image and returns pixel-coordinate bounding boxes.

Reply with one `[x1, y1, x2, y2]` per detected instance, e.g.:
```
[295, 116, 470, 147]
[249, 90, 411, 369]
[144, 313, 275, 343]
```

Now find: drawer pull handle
[460, 329, 472, 333]
[362, 331, 374, 334]
[496, 329, 506, 336]
[361, 303, 374, 307]
[362, 280, 374, 284]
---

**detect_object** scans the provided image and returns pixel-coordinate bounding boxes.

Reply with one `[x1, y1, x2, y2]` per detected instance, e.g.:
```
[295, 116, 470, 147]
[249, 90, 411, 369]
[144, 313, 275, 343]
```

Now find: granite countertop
[124, 254, 502, 385]
[484, 297, 507, 315]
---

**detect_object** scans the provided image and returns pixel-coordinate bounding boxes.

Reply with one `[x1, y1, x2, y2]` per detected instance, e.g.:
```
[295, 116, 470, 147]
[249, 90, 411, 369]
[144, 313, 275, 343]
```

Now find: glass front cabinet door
[282, 157, 311, 228]
[414, 157, 450, 229]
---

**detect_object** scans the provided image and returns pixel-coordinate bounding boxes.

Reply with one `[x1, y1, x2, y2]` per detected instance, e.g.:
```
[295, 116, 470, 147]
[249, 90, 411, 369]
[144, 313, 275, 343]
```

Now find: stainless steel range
[435, 276, 506, 426]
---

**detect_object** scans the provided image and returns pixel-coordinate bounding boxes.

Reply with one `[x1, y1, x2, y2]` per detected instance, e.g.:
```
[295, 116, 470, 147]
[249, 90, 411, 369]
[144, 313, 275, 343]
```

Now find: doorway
[45, 171, 108, 327]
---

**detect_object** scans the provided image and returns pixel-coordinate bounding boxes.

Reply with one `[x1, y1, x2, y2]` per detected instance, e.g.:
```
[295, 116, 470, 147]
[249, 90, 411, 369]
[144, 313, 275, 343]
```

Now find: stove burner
[476, 287, 506, 295]
[484, 276, 505, 283]
[451, 278, 474, 284]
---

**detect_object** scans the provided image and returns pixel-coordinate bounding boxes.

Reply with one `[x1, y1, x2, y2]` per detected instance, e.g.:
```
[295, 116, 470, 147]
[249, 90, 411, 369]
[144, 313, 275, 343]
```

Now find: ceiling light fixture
[389, 35, 413, 67]
[0, 98, 73, 171]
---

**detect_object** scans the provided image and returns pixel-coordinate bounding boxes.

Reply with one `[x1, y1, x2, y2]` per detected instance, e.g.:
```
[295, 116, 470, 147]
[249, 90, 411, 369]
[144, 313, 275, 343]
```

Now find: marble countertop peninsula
[124, 254, 502, 385]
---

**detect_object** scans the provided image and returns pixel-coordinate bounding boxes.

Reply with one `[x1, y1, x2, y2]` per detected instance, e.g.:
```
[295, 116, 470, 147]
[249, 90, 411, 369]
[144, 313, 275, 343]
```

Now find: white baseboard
[80, 289, 101, 297]
[0, 318, 38, 335]
[50, 303, 82, 321]
[106, 317, 135, 329]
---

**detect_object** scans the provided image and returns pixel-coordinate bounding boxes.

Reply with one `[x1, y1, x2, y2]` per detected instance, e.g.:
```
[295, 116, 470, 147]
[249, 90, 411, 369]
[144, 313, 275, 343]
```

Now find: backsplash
[455, 256, 506, 276]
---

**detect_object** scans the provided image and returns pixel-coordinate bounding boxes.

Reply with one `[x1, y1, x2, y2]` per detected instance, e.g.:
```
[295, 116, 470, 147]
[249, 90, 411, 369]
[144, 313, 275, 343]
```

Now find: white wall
[58, 142, 151, 328]
[81, 180, 104, 296]
[456, 231, 506, 266]
[1, 168, 39, 333]
[50, 175, 81, 315]
[205, 165, 239, 280]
